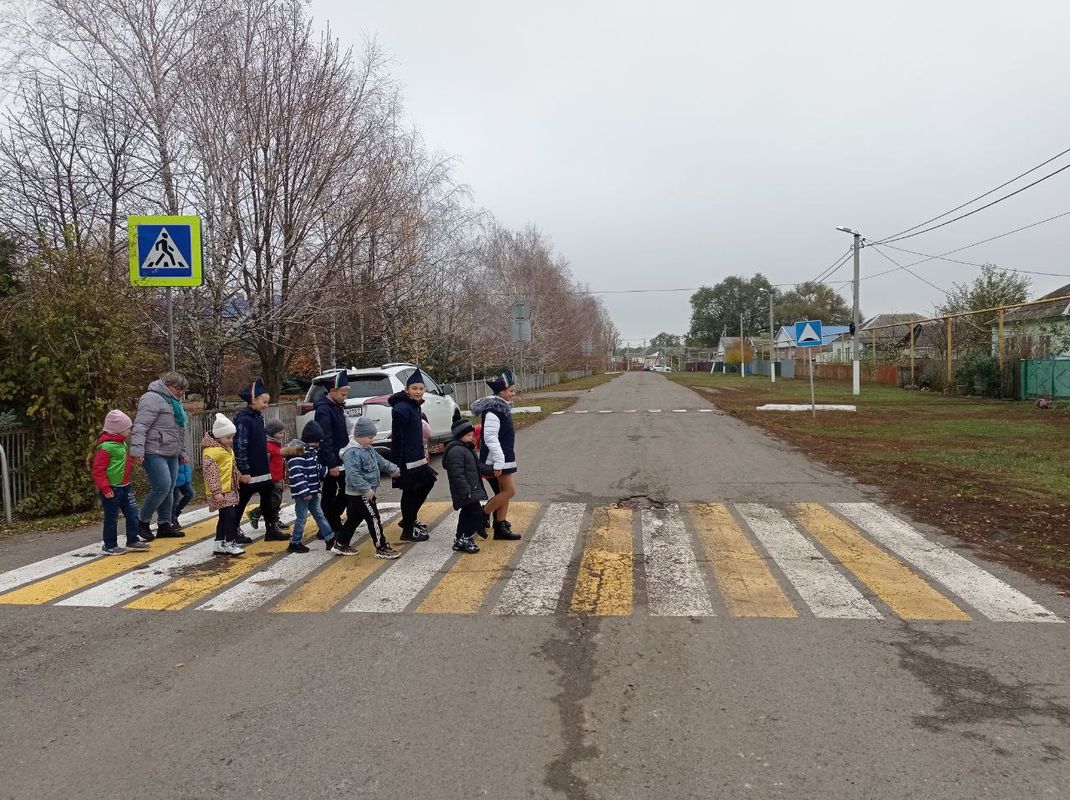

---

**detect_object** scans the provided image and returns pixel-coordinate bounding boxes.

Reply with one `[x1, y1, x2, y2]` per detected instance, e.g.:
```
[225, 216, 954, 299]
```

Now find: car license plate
[345, 407, 363, 418]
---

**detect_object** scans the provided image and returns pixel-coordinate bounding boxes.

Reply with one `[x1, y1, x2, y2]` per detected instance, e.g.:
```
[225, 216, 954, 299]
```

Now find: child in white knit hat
[201, 413, 244, 556]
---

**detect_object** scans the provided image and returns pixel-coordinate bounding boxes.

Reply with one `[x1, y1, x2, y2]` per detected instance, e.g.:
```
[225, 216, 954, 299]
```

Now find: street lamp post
[836, 226, 862, 396]
[759, 288, 775, 383]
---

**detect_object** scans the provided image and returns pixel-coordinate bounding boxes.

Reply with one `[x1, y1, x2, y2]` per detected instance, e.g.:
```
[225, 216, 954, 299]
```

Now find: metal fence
[0, 428, 31, 520]
[1020, 358, 1070, 400]
[449, 368, 589, 409]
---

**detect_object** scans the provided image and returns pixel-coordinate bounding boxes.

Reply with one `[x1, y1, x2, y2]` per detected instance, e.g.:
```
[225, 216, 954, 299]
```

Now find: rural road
[0, 372, 1067, 799]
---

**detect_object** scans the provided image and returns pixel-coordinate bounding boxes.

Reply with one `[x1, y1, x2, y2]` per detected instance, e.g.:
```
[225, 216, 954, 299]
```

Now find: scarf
[165, 393, 187, 428]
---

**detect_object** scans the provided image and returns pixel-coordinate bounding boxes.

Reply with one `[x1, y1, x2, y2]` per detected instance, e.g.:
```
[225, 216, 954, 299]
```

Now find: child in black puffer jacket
[442, 419, 488, 554]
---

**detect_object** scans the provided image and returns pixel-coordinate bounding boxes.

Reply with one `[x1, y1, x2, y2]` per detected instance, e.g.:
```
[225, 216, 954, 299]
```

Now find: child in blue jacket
[338, 417, 401, 559]
[170, 461, 196, 530]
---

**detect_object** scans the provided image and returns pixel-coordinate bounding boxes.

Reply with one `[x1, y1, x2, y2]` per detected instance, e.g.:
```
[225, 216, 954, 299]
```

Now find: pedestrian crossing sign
[128, 215, 202, 287]
[794, 319, 823, 347]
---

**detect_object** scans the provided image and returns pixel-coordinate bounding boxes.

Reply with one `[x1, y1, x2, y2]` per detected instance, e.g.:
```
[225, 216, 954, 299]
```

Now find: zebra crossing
[0, 500, 1061, 622]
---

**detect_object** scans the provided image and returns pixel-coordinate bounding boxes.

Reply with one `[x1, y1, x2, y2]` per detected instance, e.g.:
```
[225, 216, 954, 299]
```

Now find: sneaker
[399, 528, 415, 542]
[223, 541, 245, 556]
[248, 508, 262, 529]
[126, 540, 151, 551]
[213, 539, 229, 555]
[102, 545, 126, 555]
[156, 522, 184, 538]
[169, 519, 184, 532]
[325, 537, 335, 552]
[332, 544, 357, 557]
[138, 520, 155, 542]
[493, 521, 521, 541]
[375, 545, 400, 560]
[264, 530, 289, 542]
[287, 542, 310, 554]
[452, 536, 479, 554]
[414, 521, 429, 534]
[234, 534, 254, 545]
[410, 528, 430, 542]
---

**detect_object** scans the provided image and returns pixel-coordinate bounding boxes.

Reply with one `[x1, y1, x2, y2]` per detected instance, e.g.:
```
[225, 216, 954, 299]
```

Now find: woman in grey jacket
[130, 371, 189, 540]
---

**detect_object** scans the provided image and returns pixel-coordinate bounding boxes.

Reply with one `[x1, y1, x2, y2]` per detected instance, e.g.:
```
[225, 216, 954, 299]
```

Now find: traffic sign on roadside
[794, 320, 823, 348]
[128, 215, 203, 287]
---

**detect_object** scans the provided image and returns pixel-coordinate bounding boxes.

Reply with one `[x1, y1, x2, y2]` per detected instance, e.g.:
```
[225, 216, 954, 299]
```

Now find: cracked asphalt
[0, 372, 1067, 798]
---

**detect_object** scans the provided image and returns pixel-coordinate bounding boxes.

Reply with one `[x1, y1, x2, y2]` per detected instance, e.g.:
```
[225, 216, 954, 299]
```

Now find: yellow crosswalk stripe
[417, 502, 539, 614]
[689, 503, 796, 618]
[272, 502, 452, 613]
[127, 536, 290, 611]
[0, 516, 221, 606]
[570, 506, 633, 616]
[791, 503, 970, 621]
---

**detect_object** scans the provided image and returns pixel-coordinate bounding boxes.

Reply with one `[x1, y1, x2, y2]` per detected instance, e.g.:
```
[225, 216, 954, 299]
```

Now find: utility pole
[768, 292, 775, 384]
[837, 226, 863, 396]
[852, 231, 861, 396]
[740, 311, 745, 377]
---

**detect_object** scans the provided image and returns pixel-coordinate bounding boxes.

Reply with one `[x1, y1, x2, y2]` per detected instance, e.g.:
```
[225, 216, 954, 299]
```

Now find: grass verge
[671, 371, 1070, 588]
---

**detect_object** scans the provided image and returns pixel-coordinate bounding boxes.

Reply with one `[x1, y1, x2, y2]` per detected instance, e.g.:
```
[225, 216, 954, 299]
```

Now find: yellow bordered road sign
[128, 215, 202, 287]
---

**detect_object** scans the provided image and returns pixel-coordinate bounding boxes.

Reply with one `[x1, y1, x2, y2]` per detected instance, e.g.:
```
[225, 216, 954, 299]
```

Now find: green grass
[514, 397, 577, 430]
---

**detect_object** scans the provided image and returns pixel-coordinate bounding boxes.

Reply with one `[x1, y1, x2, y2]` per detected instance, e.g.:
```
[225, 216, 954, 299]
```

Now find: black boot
[478, 512, 491, 539]
[155, 521, 185, 538]
[138, 519, 155, 542]
[493, 520, 520, 541]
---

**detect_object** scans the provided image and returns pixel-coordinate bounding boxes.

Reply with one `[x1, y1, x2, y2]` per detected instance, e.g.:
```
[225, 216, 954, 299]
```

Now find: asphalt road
[1, 372, 1067, 799]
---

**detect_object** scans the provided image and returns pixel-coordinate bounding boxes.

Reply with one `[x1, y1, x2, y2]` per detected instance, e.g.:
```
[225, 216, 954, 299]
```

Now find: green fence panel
[1020, 358, 1070, 399]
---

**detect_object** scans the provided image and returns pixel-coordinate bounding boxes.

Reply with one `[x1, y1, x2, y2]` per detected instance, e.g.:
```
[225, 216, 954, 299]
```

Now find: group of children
[92, 368, 522, 559]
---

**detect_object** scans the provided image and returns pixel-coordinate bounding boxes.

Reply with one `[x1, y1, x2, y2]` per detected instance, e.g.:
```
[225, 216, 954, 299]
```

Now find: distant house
[827, 314, 923, 361]
[990, 283, 1070, 358]
[774, 323, 851, 361]
[716, 336, 746, 362]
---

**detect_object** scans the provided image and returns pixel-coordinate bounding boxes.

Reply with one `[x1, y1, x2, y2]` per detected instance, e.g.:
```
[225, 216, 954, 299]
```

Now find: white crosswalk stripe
[55, 507, 297, 607]
[1, 500, 1059, 622]
[737, 504, 881, 619]
[641, 504, 715, 616]
[495, 502, 585, 615]
[0, 505, 216, 595]
[833, 503, 1063, 623]
[342, 513, 460, 613]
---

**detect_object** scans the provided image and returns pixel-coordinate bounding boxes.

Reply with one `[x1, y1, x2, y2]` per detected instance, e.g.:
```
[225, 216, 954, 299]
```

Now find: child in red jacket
[91, 410, 151, 555]
[250, 420, 289, 530]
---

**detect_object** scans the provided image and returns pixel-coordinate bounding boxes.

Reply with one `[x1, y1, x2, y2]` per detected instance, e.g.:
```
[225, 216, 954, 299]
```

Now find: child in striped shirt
[282, 421, 338, 554]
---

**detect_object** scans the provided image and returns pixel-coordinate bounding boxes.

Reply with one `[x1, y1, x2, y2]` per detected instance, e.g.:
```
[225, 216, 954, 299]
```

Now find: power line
[866, 245, 948, 295]
[809, 247, 854, 285]
[875, 145, 1070, 243]
[872, 160, 1070, 245]
[878, 242, 1070, 279]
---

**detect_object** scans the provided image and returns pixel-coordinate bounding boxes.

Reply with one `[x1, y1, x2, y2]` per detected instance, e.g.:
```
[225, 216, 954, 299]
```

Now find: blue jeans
[172, 482, 196, 521]
[100, 485, 140, 549]
[292, 495, 334, 545]
[140, 454, 179, 524]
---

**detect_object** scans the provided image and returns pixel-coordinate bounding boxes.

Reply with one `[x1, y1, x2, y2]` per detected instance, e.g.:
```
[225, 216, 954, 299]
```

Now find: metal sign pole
[167, 287, 176, 372]
[809, 349, 816, 419]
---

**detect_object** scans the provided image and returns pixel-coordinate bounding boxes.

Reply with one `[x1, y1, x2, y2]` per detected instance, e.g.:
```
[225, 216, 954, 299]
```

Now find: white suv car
[296, 364, 461, 454]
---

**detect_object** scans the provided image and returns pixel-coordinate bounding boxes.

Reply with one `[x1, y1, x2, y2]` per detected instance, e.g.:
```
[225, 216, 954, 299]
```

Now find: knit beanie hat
[486, 370, 516, 394]
[103, 409, 133, 434]
[301, 420, 324, 443]
[406, 368, 426, 387]
[265, 419, 285, 437]
[212, 413, 236, 438]
[238, 377, 268, 403]
[452, 418, 475, 440]
[352, 417, 377, 438]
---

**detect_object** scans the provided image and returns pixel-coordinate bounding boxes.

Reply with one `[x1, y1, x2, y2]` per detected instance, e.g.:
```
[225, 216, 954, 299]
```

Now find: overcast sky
[314, 1, 1070, 343]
